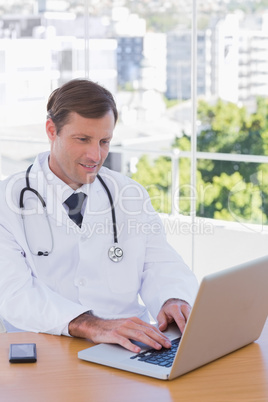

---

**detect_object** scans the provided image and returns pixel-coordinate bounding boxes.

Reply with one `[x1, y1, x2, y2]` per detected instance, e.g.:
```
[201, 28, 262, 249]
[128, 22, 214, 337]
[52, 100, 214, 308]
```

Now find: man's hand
[157, 298, 191, 333]
[69, 312, 172, 353]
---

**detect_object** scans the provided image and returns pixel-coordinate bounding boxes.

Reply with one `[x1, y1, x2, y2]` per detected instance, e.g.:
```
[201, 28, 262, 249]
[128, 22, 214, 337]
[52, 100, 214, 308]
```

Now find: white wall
[162, 214, 268, 283]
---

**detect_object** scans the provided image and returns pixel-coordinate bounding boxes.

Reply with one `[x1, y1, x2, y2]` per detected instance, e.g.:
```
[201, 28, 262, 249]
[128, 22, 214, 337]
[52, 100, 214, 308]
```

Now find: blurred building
[166, 29, 212, 100]
[215, 13, 268, 111]
[0, 13, 117, 126]
[166, 12, 268, 111]
[116, 36, 144, 88]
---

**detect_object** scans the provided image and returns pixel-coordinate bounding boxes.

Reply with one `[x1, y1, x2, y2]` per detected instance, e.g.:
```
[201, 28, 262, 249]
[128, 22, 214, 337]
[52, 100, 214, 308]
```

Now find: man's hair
[47, 78, 118, 133]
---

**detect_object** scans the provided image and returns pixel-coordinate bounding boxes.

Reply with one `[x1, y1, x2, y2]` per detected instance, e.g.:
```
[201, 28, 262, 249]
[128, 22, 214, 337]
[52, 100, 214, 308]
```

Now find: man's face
[46, 111, 115, 189]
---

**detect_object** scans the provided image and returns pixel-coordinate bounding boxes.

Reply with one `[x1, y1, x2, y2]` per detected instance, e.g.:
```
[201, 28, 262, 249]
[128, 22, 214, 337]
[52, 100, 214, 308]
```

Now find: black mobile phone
[9, 343, 37, 363]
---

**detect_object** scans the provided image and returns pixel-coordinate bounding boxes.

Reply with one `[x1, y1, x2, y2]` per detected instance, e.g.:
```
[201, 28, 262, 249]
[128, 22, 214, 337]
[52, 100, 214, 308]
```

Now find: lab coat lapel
[28, 156, 70, 227]
[82, 176, 110, 226]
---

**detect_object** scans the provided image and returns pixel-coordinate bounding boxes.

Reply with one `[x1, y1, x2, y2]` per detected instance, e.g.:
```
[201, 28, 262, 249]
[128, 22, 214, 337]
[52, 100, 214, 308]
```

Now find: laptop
[78, 255, 268, 380]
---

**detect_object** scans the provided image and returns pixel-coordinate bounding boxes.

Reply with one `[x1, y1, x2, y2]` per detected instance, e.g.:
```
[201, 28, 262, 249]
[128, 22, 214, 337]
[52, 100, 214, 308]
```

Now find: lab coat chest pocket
[105, 239, 144, 295]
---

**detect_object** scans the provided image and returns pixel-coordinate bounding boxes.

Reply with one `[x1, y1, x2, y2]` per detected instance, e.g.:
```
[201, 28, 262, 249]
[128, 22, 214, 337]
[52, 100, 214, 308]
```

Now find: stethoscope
[19, 165, 124, 263]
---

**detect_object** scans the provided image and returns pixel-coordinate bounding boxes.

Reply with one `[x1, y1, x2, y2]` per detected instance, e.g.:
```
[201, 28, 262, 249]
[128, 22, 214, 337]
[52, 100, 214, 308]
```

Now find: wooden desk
[1, 320, 268, 402]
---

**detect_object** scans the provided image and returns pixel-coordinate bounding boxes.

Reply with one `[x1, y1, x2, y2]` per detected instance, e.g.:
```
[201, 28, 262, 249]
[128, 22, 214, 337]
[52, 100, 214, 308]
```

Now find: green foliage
[132, 155, 172, 213]
[145, 12, 182, 33]
[163, 97, 180, 109]
[131, 97, 268, 224]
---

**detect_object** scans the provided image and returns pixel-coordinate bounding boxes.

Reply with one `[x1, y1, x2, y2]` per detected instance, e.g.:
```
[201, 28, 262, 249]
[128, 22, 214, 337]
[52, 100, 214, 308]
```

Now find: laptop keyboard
[130, 337, 181, 368]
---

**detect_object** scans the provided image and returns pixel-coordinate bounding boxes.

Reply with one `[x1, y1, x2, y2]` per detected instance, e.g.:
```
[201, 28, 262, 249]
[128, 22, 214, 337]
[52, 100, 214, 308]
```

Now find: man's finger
[157, 300, 192, 334]
[157, 310, 168, 331]
[116, 320, 172, 349]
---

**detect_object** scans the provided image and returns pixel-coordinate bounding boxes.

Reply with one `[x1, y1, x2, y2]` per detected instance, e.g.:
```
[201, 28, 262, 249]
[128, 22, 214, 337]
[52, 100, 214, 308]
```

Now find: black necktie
[64, 193, 87, 227]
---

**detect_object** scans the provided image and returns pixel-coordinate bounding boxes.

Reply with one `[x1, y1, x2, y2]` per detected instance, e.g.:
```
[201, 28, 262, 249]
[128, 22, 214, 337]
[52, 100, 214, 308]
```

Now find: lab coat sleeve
[0, 223, 88, 335]
[139, 203, 199, 321]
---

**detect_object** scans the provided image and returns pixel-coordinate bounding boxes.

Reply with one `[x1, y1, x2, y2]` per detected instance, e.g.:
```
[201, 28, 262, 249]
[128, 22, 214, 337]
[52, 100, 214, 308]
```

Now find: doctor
[0, 79, 198, 353]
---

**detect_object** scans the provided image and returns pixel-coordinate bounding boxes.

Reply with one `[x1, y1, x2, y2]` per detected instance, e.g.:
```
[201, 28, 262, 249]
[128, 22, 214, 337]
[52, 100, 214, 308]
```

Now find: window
[1, 0, 268, 279]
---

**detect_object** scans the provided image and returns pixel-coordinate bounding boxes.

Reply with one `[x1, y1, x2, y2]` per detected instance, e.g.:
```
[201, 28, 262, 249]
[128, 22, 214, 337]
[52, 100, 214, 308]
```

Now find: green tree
[131, 97, 268, 224]
[132, 155, 172, 213]
[175, 98, 268, 223]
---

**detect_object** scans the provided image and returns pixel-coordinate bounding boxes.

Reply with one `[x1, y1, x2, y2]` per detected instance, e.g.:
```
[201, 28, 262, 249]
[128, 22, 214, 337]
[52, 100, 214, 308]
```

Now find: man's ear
[46, 118, 57, 141]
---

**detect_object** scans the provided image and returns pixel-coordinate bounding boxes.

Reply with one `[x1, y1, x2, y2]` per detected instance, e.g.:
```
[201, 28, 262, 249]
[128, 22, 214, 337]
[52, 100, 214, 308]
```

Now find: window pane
[2, 1, 268, 278]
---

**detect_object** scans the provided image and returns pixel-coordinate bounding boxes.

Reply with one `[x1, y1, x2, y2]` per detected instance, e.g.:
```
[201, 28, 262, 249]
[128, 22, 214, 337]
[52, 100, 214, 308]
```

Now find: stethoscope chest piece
[108, 245, 123, 263]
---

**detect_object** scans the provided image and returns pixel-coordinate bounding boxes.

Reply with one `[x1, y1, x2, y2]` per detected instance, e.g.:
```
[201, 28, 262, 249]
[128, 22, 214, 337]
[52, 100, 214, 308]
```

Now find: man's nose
[86, 143, 101, 162]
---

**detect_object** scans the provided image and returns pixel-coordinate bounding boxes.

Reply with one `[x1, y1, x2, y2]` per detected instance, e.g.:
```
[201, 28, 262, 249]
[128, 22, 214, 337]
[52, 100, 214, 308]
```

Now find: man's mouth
[80, 163, 97, 168]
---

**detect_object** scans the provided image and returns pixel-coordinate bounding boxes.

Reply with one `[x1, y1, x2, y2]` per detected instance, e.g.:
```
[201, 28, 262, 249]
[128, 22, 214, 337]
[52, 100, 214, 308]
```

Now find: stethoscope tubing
[96, 174, 118, 244]
[19, 165, 123, 261]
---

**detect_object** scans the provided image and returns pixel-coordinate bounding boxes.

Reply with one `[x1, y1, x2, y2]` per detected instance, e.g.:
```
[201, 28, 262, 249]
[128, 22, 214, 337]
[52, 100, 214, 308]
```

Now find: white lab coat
[0, 151, 198, 335]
